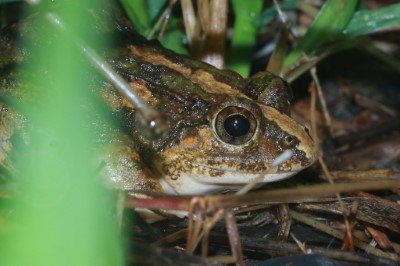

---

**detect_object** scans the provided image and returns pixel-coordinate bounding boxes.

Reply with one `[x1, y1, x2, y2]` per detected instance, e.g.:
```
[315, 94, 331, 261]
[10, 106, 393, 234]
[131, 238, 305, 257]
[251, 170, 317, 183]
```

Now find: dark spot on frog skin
[209, 169, 224, 177]
[236, 162, 268, 173]
[207, 159, 216, 166]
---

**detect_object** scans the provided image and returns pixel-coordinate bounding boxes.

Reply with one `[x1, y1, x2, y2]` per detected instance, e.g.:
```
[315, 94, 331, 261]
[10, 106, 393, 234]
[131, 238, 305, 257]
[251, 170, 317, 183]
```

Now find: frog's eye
[215, 106, 257, 145]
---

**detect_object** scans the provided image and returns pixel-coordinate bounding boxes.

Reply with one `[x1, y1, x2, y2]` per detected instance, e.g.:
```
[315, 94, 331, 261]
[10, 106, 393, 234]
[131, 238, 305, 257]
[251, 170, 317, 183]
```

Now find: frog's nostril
[284, 136, 294, 145]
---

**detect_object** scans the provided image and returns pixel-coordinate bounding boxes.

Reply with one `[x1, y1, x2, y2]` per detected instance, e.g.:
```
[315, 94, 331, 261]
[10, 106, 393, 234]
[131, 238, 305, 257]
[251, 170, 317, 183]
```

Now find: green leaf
[147, 0, 168, 21]
[120, 0, 167, 36]
[160, 20, 188, 55]
[342, 3, 400, 37]
[120, 0, 150, 35]
[227, 0, 263, 77]
[284, 0, 358, 70]
[254, 0, 297, 28]
[1, 2, 123, 266]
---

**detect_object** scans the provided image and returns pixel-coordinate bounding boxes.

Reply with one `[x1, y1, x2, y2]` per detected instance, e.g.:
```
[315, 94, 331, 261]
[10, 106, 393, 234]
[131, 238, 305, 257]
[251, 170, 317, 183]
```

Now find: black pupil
[224, 114, 250, 137]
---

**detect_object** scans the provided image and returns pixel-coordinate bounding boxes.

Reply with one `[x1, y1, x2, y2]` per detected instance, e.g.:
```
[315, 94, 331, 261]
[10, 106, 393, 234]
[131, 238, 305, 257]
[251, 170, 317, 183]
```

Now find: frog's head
[157, 73, 316, 195]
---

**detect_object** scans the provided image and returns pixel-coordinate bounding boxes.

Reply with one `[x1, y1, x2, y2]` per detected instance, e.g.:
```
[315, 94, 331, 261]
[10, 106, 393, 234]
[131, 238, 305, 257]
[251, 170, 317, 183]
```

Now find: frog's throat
[159, 171, 300, 195]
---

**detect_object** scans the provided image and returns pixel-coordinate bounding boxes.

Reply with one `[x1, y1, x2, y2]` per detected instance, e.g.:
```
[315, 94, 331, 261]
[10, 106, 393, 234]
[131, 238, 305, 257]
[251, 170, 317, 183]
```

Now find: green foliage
[121, 0, 400, 76]
[283, 0, 400, 70]
[119, 0, 187, 53]
[0, 2, 123, 266]
[283, 0, 358, 69]
[158, 19, 188, 54]
[121, 0, 400, 77]
[343, 3, 400, 37]
[119, 0, 167, 36]
[227, 0, 263, 77]
[254, 0, 297, 28]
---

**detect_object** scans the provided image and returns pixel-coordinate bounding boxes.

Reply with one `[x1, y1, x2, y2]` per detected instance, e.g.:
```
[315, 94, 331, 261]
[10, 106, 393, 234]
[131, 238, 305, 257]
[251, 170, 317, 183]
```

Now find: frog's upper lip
[192, 157, 315, 174]
[194, 163, 296, 173]
[187, 162, 302, 184]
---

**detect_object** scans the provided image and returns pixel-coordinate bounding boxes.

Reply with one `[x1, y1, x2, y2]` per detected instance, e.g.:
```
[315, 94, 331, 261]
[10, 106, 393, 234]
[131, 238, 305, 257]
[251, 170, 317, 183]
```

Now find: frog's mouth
[189, 149, 315, 182]
[160, 167, 298, 195]
[159, 162, 307, 195]
[159, 149, 316, 195]
[191, 162, 302, 183]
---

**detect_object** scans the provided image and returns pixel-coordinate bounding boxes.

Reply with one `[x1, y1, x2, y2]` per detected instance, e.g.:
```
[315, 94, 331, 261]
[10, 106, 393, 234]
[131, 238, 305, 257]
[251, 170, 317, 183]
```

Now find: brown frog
[0, 8, 316, 196]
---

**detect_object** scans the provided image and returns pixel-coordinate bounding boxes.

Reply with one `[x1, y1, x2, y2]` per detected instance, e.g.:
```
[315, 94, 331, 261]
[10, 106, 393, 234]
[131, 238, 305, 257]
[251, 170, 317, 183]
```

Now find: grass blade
[284, 0, 358, 70]
[227, 0, 263, 77]
[342, 3, 400, 37]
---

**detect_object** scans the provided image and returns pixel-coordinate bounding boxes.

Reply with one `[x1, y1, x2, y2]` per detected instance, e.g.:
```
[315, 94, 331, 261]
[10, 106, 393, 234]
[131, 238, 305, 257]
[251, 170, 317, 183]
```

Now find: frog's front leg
[98, 132, 162, 194]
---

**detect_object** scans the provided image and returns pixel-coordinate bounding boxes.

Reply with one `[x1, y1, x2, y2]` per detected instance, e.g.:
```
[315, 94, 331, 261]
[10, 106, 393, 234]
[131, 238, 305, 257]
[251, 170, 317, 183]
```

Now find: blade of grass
[254, 0, 297, 28]
[122, 0, 186, 55]
[283, 38, 359, 82]
[266, 24, 289, 76]
[227, 0, 263, 77]
[120, 0, 151, 35]
[120, 0, 167, 36]
[284, 0, 358, 71]
[1, 2, 123, 265]
[147, 0, 167, 21]
[342, 3, 400, 36]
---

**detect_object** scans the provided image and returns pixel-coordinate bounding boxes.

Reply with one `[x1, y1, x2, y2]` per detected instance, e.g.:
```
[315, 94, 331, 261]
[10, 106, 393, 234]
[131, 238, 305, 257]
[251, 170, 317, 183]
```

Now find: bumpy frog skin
[99, 36, 316, 195]
[0, 11, 316, 196]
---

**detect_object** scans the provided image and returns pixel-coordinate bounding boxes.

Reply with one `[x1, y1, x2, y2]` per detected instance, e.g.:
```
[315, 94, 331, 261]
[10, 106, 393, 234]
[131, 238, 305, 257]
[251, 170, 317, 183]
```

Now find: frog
[0, 6, 316, 196]
[94, 32, 316, 195]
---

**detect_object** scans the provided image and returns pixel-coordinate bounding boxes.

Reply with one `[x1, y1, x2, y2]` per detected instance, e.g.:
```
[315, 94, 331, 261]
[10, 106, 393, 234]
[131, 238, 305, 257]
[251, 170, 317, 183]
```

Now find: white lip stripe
[159, 171, 300, 195]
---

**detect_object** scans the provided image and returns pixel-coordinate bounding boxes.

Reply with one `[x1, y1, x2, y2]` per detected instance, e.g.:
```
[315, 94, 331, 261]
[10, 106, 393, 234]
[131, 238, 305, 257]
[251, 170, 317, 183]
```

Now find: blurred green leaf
[0, 2, 123, 266]
[227, 0, 263, 77]
[342, 3, 400, 37]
